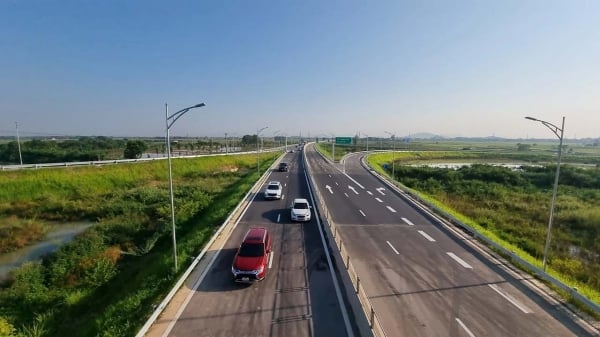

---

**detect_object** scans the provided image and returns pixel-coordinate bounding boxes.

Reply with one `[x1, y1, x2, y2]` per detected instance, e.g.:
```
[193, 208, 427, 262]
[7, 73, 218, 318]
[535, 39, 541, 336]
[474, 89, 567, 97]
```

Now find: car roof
[267, 181, 281, 186]
[243, 227, 268, 244]
[293, 198, 309, 203]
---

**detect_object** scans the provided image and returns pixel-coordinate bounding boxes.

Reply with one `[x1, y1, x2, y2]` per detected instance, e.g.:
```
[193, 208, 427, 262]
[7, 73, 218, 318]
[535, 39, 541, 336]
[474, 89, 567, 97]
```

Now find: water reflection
[0, 222, 93, 279]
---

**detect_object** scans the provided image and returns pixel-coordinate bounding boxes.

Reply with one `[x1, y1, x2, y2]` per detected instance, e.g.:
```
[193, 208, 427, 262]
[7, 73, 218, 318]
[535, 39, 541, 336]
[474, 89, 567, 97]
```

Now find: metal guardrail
[0, 147, 285, 171]
[360, 156, 600, 317]
[135, 153, 284, 337]
[304, 147, 387, 337]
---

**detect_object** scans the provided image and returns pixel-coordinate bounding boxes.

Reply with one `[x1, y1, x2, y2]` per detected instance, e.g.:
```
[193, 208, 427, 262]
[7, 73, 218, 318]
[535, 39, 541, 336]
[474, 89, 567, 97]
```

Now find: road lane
[306, 145, 597, 337]
[165, 150, 351, 337]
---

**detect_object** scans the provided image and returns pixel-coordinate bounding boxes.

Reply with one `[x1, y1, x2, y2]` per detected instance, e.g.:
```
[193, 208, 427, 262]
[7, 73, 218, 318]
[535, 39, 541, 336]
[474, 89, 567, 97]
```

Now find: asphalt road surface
[304, 144, 598, 337]
[165, 149, 352, 337]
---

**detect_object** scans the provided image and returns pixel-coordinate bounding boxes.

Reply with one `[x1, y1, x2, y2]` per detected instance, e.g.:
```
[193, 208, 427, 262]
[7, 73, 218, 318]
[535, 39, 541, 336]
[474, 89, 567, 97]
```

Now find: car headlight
[253, 265, 264, 274]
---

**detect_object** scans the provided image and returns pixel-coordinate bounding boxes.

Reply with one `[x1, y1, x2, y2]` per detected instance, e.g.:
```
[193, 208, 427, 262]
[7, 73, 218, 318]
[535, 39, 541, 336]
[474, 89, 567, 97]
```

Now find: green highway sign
[335, 137, 352, 145]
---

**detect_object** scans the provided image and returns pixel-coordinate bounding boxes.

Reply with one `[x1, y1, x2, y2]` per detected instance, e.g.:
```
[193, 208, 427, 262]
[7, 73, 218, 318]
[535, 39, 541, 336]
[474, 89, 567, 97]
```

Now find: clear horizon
[1, 1, 599, 139]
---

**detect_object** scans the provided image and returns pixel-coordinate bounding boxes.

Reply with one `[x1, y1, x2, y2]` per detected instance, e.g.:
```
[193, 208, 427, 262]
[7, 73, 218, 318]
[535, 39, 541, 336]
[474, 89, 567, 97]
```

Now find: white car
[264, 181, 282, 200]
[290, 198, 311, 222]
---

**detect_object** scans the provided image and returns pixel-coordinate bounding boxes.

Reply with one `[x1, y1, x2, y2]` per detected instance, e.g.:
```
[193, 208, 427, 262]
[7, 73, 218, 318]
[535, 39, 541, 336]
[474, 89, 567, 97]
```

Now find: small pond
[0, 222, 93, 280]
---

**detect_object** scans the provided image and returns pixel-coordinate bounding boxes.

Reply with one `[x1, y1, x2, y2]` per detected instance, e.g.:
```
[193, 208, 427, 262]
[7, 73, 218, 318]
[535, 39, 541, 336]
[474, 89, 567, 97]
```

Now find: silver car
[264, 181, 282, 200]
[290, 198, 311, 222]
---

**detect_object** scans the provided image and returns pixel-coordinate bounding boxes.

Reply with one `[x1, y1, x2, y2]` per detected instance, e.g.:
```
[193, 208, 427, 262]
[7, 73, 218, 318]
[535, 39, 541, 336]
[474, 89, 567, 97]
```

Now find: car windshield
[294, 202, 309, 209]
[267, 185, 280, 190]
[238, 243, 264, 257]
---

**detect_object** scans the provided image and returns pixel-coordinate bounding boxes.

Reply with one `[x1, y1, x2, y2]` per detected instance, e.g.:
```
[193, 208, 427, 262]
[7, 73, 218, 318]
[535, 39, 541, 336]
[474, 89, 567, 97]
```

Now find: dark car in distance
[278, 162, 289, 172]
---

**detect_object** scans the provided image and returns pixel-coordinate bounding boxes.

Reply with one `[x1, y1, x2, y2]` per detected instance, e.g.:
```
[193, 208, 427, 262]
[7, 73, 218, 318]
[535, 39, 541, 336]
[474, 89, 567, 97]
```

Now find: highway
[304, 144, 598, 337]
[163, 149, 353, 337]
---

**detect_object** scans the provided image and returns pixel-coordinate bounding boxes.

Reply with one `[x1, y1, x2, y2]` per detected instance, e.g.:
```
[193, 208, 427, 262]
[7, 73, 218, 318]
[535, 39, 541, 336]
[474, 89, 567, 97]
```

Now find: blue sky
[1, 1, 598, 139]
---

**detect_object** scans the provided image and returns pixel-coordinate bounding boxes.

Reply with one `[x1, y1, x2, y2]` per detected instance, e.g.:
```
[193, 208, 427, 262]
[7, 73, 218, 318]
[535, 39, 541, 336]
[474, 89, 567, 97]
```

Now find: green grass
[367, 150, 600, 312]
[0, 152, 280, 336]
[314, 142, 359, 162]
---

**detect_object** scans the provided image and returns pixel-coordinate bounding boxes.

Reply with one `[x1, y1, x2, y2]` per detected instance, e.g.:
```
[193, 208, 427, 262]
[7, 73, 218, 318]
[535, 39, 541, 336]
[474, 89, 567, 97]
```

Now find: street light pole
[257, 126, 268, 173]
[364, 134, 369, 152]
[385, 131, 396, 179]
[15, 122, 23, 166]
[272, 130, 281, 150]
[166, 102, 205, 273]
[280, 132, 288, 152]
[330, 134, 335, 162]
[225, 133, 228, 154]
[525, 116, 565, 272]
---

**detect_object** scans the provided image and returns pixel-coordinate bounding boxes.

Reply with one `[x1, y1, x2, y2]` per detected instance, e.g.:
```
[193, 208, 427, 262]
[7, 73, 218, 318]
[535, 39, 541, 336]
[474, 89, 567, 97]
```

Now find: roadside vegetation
[0, 135, 292, 166]
[317, 138, 600, 166]
[367, 149, 600, 308]
[0, 152, 278, 336]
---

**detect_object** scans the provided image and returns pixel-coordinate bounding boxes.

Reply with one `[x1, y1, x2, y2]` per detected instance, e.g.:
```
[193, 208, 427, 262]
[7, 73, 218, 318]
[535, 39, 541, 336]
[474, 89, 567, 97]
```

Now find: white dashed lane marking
[418, 230, 436, 242]
[455, 318, 476, 337]
[488, 284, 531, 314]
[446, 252, 473, 269]
[386, 241, 400, 255]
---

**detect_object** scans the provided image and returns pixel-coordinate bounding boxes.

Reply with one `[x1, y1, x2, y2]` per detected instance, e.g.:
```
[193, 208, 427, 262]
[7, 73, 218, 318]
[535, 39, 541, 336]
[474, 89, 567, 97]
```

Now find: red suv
[231, 227, 272, 283]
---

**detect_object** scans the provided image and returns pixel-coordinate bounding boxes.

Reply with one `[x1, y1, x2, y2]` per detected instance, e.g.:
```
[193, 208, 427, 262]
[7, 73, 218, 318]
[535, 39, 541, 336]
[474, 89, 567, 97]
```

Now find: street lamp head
[193, 103, 206, 108]
[258, 126, 268, 134]
[525, 116, 538, 121]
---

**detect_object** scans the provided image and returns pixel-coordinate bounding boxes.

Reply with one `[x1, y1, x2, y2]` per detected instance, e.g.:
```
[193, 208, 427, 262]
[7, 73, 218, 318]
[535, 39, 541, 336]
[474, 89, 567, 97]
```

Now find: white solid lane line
[375, 197, 383, 203]
[488, 284, 532, 314]
[268, 251, 274, 269]
[359, 210, 366, 217]
[418, 230, 436, 242]
[455, 318, 476, 337]
[446, 252, 473, 269]
[366, 191, 373, 195]
[386, 206, 397, 213]
[386, 241, 400, 255]
[277, 214, 281, 223]
[343, 172, 365, 189]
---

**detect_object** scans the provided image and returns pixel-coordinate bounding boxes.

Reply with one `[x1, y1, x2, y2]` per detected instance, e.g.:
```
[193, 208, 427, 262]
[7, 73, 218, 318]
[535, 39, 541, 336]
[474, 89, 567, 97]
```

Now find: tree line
[0, 134, 277, 165]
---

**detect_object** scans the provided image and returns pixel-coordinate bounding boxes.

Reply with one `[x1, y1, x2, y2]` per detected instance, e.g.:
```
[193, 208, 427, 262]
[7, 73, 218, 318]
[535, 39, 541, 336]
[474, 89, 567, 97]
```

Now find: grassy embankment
[317, 139, 600, 166]
[0, 152, 279, 336]
[367, 150, 600, 313]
